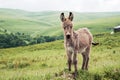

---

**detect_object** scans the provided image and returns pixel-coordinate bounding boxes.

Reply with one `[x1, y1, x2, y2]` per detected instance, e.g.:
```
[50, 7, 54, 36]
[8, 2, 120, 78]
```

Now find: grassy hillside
[0, 32, 120, 80]
[0, 8, 120, 79]
[0, 8, 120, 36]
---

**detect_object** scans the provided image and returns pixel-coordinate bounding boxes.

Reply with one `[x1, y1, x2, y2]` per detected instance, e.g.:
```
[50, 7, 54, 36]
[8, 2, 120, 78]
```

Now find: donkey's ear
[68, 12, 73, 21]
[60, 13, 65, 22]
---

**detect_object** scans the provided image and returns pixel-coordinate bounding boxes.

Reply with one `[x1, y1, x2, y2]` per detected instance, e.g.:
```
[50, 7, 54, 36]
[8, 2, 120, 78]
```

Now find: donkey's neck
[65, 31, 77, 47]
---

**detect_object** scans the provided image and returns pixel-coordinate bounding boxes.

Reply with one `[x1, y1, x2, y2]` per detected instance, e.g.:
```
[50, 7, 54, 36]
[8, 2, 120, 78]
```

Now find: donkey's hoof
[69, 69, 71, 71]
[72, 72, 78, 79]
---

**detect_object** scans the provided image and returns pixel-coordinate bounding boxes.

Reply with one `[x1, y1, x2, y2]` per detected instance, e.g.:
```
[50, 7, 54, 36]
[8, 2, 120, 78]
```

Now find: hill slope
[0, 32, 120, 80]
[0, 8, 120, 36]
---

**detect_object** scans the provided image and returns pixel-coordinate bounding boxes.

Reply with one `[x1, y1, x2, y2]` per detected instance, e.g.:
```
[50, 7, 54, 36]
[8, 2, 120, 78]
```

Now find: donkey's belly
[78, 46, 87, 53]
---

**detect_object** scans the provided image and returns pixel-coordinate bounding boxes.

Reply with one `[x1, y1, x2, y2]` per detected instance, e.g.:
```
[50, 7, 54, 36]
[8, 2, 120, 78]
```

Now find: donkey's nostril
[66, 35, 71, 39]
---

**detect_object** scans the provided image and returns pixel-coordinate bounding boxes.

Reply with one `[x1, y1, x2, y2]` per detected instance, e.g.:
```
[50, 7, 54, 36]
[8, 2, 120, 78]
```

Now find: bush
[0, 31, 64, 48]
[0, 33, 26, 48]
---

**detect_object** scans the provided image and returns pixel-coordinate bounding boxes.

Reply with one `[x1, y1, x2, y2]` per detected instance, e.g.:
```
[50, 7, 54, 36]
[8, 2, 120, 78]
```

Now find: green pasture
[0, 33, 120, 80]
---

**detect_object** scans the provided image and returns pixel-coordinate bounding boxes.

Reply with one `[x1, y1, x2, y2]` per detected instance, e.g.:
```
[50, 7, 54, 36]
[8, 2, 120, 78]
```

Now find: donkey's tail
[92, 41, 99, 45]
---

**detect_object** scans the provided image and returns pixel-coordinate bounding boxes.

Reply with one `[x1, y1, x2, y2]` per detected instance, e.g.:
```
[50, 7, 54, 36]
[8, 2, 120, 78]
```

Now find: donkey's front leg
[73, 53, 78, 76]
[67, 52, 72, 71]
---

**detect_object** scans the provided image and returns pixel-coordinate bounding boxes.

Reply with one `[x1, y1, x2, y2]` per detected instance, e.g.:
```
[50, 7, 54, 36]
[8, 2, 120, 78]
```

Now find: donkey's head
[60, 12, 74, 40]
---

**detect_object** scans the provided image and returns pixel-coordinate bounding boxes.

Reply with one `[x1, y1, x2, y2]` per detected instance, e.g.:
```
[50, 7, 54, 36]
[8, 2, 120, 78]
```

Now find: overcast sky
[0, 0, 120, 12]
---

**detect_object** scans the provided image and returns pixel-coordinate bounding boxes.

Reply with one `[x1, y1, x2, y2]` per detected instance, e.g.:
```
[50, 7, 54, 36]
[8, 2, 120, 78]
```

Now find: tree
[37, 36, 45, 43]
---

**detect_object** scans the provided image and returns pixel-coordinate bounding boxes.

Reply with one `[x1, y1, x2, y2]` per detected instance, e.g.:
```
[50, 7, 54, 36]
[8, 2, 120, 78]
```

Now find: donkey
[60, 12, 97, 76]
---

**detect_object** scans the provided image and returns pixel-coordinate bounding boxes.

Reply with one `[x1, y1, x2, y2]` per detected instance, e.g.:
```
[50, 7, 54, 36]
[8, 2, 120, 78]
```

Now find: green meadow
[0, 33, 120, 80]
[0, 8, 120, 80]
[0, 8, 120, 35]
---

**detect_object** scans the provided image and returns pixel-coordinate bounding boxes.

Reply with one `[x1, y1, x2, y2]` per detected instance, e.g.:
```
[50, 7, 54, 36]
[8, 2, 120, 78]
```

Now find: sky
[0, 0, 120, 12]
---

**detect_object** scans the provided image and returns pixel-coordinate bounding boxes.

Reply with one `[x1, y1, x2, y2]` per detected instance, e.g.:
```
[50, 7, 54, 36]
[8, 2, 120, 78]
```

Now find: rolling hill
[0, 8, 120, 36]
[0, 33, 120, 80]
[0, 8, 120, 80]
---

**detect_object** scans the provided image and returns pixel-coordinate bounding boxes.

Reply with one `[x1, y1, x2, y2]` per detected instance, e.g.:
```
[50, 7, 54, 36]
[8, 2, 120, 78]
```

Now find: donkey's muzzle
[66, 35, 71, 39]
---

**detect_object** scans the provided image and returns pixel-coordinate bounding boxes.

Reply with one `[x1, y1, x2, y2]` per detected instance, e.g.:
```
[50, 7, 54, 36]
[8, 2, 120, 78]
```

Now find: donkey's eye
[70, 26, 72, 28]
[64, 27, 66, 29]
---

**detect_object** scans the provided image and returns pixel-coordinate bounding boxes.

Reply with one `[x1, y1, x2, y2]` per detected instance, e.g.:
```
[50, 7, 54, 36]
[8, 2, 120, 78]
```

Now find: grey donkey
[60, 12, 98, 77]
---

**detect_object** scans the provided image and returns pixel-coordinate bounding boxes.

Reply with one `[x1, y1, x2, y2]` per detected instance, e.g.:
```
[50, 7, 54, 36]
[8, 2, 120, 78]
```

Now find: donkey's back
[75, 28, 93, 53]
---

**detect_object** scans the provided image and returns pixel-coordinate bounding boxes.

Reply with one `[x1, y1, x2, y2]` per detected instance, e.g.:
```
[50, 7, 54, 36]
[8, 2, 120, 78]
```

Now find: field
[0, 8, 120, 80]
[0, 32, 120, 80]
[0, 8, 120, 36]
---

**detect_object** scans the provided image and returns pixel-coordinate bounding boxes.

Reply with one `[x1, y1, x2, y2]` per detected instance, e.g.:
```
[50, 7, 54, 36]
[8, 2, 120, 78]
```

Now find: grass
[0, 8, 120, 79]
[0, 32, 120, 80]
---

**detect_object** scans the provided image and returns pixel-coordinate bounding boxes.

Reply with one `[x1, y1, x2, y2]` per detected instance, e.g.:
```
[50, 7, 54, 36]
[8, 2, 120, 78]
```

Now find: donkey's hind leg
[85, 46, 90, 70]
[81, 47, 90, 70]
[81, 54, 86, 70]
